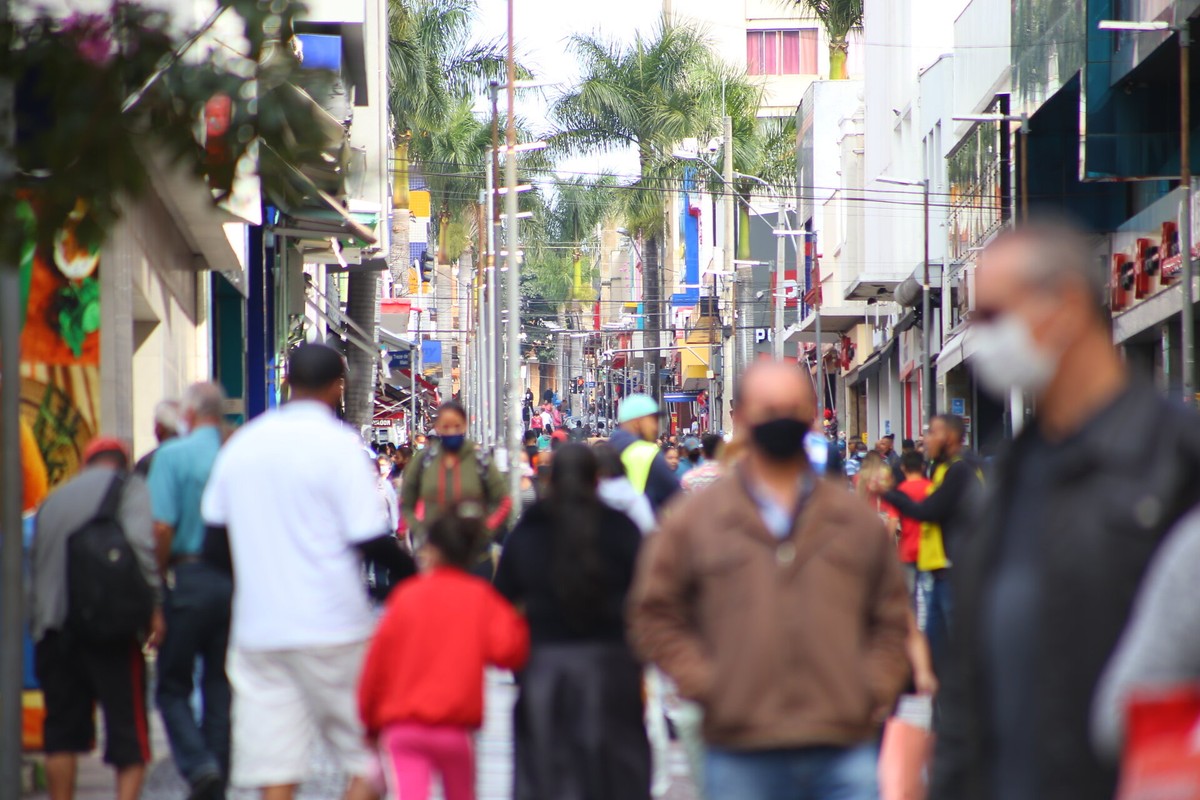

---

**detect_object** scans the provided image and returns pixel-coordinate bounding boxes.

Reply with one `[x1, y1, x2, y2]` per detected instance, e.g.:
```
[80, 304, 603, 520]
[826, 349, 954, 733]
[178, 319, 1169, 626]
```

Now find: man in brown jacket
[629, 361, 910, 800]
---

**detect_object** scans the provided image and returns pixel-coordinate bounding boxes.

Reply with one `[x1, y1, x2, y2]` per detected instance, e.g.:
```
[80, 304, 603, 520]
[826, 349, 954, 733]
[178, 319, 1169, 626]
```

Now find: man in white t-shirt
[202, 343, 414, 800]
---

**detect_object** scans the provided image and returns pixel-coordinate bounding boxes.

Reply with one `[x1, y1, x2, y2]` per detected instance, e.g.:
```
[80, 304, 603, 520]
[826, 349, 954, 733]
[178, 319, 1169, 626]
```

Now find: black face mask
[750, 417, 811, 462]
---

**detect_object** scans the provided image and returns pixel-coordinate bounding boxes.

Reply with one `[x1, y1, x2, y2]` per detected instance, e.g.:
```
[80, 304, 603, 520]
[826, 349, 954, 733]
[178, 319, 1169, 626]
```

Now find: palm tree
[801, 0, 863, 79]
[343, 0, 511, 431]
[551, 16, 724, 400]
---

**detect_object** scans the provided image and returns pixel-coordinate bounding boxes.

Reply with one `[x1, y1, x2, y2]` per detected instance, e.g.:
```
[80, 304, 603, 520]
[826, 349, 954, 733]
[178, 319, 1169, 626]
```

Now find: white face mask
[968, 314, 1058, 400]
[176, 419, 191, 437]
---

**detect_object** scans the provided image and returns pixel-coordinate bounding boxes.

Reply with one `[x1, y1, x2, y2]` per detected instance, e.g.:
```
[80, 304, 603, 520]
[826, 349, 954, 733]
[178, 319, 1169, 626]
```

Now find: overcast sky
[471, 0, 663, 180]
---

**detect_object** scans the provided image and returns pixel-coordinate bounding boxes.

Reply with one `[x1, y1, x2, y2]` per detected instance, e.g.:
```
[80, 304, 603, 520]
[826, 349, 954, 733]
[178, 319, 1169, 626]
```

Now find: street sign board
[951, 397, 965, 415]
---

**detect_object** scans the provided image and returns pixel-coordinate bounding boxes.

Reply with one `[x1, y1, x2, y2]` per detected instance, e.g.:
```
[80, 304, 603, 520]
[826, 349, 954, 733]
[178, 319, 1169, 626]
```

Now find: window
[746, 29, 818, 76]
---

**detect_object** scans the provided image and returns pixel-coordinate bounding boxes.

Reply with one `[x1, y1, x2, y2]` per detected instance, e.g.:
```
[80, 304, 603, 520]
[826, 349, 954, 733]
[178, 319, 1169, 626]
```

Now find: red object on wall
[1160, 221, 1181, 284]
[839, 335, 855, 370]
[1112, 253, 1130, 311]
[1133, 238, 1152, 299]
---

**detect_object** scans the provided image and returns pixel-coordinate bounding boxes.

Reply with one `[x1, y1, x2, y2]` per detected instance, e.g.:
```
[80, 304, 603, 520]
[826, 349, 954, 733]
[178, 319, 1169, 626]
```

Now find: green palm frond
[801, 0, 863, 41]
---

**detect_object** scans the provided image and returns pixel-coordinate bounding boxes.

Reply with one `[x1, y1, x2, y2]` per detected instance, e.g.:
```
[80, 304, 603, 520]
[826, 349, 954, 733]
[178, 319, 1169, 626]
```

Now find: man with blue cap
[609, 394, 680, 513]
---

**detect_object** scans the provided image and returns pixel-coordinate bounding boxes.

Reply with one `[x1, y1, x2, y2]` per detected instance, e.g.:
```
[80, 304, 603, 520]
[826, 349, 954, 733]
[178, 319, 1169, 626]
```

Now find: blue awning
[664, 391, 702, 404]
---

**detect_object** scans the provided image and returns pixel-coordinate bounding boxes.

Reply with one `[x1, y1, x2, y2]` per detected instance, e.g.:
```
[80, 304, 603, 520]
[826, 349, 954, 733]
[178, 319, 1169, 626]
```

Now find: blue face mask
[442, 434, 466, 452]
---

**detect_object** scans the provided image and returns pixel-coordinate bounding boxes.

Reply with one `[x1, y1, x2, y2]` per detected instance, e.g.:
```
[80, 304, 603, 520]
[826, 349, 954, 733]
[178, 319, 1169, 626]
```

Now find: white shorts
[227, 640, 372, 788]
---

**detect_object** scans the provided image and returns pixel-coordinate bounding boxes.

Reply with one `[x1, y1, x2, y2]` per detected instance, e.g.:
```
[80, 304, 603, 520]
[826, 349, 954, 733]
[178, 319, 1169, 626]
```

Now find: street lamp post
[1098, 19, 1193, 405]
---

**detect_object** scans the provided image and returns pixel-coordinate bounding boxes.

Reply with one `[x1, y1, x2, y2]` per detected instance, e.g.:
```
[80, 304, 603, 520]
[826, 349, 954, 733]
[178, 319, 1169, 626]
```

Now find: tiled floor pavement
[25, 672, 699, 799]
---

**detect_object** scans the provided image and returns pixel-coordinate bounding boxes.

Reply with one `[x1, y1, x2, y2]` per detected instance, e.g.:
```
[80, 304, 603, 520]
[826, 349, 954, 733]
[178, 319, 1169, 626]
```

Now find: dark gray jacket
[931, 381, 1200, 800]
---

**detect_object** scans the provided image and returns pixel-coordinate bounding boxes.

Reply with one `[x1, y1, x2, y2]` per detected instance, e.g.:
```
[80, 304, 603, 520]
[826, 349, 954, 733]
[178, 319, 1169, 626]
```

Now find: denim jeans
[706, 742, 879, 800]
[155, 562, 233, 785]
[917, 569, 953, 672]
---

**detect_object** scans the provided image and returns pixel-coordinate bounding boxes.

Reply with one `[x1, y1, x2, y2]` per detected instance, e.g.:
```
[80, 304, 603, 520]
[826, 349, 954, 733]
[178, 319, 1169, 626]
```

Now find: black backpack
[66, 473, 154, 643]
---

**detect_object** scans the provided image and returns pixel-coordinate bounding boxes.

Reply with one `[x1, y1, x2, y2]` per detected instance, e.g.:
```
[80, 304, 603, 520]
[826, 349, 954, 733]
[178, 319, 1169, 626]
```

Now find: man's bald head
[734, 361, 817, 429]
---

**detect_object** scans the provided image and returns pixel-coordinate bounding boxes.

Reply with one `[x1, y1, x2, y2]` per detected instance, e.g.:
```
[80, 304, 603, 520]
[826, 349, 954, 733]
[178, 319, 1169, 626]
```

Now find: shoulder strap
[96, 472, 127, 522]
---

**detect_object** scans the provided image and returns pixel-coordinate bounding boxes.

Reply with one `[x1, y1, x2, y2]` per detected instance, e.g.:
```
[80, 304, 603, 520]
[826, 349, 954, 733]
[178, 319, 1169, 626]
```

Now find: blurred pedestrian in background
[609, 394, 679, 513]
[631, 361, 910, 800]
[856, 451, 899, 541]
[680, 434, 725, 493]
[676, 436, 702, 478]
[495, 445, 650, 800]
[31, 437, 162, 800]
[662, 445, 681, 474]
[400, 401, 509, 567]
[201, 343, 414, 800]
[894, 451, 932, 603]
[881, 414, 981, 672]
[929, 221, 1200, 800]
[148, 382, 233, 800]
[1092, 506, 1200, 762]
[375, 453, 400, 536]
[134, 398, 180, 477]
[359, 513, 528, 800]
[593, 444, 655, 535]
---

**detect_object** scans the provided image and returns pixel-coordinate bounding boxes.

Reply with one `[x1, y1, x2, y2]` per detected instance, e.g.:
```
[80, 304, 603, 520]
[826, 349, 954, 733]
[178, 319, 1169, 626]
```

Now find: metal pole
[774, 205, 786, 359]
[505, 0, 522, 517]
[414, 313, 422, 435]
[722, 115, 735, 425]
[1019, 124, 1029, 223]
[0, 0, 21, 785]
[922, 177, 934, 428]
[0, 277, 21, 800]
[815, 269, 824, 423]
[484, 148, 497, 447]
[1181, 25, 1195, 407]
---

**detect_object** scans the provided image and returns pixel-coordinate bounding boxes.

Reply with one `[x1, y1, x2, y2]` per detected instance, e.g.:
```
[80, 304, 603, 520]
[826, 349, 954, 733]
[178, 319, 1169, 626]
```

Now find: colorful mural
[18, 197, 102, 500]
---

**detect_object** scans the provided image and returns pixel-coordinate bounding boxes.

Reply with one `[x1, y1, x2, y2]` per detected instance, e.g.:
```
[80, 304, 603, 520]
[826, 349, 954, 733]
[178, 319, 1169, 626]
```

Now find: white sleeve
[337, 434, 389, 544]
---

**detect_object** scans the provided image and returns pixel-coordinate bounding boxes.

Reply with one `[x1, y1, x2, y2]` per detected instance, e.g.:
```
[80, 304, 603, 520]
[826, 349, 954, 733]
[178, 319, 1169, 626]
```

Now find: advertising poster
[17, 197, 102, 503]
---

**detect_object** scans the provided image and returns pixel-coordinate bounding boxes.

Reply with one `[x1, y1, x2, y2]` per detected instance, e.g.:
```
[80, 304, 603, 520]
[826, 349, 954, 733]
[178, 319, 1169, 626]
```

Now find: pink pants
[379, 722, 475, 800]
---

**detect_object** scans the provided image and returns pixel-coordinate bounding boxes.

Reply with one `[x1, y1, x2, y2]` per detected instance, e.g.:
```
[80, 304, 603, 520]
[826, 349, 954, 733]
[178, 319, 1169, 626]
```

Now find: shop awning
[846, 340, 895, 387]
[386, 368, 439, 401]
[664, 391, 702, 404]
[937, 327, 972, 372]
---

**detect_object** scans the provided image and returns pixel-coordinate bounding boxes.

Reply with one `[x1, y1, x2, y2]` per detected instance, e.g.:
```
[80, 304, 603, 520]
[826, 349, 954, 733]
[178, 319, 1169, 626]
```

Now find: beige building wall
[102, 189, 211, 461]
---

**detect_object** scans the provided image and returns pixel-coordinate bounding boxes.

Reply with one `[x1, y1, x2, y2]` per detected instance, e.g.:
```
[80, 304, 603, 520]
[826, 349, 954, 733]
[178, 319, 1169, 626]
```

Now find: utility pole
[505, 0, 522, 516]
[722, 115, 735, 426]
[1181, 25, 1195, 407]
[774, 205, 786, 360]
[921, 177, 933, 428]
[0, 0, 24, 786]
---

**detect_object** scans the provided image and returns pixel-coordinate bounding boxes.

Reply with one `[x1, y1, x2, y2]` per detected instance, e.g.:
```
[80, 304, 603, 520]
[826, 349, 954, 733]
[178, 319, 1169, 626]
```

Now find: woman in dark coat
[494, 444, 650, 800]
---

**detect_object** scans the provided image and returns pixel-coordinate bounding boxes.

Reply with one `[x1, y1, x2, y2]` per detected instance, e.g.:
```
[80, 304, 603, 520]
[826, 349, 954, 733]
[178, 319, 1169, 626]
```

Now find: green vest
[621, 440, 661, 494]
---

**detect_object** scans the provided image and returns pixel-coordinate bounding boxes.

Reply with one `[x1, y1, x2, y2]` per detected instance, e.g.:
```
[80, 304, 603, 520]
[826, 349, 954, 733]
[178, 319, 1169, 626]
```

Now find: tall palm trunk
[644, 233, 662, 402]
[345, 272, 379, 435]
[828, 36, 849, 80]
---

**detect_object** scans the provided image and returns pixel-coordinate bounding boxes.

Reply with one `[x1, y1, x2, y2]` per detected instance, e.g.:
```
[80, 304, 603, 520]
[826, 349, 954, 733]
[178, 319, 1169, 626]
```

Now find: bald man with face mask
[630, 361, 910, 800]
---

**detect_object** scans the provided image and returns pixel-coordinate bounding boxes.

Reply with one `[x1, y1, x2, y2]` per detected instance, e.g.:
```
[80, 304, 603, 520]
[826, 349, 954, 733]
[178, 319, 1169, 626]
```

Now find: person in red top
[358, 512, 529, 800]
[895, 450, 932, 603]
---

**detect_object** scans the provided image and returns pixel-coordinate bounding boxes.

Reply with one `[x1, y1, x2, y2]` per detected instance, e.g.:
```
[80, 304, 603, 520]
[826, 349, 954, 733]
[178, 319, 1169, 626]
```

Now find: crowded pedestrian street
[8, 0, 1200, 799]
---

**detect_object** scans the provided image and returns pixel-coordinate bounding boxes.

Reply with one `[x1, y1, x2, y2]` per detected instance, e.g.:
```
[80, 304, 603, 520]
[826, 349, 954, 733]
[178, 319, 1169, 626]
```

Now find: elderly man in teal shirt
[146, 382, 231, 799]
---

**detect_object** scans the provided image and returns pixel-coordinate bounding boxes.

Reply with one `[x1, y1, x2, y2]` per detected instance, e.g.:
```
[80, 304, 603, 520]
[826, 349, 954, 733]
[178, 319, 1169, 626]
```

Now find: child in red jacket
[358, 512, 529, 800]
